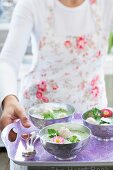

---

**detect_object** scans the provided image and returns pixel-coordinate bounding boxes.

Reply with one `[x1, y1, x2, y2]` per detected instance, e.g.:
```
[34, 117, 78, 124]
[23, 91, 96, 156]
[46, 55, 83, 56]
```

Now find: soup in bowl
[28, 103, 75, 129]
[39, 122, 90, 160]
[82, 107, 113, 140]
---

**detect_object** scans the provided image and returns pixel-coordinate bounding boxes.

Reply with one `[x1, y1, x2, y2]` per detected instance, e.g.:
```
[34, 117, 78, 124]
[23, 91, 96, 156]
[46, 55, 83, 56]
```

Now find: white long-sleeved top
[0, 0, 113, 109]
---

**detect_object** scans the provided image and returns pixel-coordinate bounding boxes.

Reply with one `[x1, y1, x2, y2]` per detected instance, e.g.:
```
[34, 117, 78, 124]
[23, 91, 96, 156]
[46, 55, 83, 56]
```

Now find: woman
[1, 0, 113, 169]
[0, 0, 113, 131]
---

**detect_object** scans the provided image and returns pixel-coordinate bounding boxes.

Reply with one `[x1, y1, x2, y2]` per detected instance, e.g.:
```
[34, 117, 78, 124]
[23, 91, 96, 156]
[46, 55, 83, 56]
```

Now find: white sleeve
[0, 0, 34, 109]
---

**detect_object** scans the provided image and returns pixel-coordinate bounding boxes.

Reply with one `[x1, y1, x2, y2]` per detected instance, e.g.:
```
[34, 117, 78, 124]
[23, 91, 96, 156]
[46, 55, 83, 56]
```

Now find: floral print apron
[20, 0, 108, 114]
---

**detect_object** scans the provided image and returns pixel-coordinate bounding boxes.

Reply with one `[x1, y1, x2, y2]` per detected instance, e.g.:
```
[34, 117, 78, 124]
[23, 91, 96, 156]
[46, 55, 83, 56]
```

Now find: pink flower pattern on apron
[20, 0, 108, 113]
[76, 36, 87, 50]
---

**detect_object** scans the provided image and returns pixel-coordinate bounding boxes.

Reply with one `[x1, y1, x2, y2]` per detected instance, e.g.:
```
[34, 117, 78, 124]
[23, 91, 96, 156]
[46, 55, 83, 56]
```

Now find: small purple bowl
[28, 103, 75, 129]
[82, 108, 113, 141]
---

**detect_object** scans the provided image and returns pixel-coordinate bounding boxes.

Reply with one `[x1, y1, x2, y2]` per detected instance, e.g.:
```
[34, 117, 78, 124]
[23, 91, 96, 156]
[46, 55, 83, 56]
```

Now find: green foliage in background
[108, 32, 113, 54]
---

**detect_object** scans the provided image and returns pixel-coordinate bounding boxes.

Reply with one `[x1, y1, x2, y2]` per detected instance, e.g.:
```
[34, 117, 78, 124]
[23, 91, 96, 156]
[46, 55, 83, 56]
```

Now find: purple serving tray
[1, 118, 113, 167]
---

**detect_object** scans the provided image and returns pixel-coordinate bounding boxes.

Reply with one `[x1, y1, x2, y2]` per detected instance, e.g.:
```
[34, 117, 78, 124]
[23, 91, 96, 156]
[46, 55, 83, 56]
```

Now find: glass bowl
[82, 107, 113, 141]
[39, 122, 90, 160]
[28, 103, 75, 129]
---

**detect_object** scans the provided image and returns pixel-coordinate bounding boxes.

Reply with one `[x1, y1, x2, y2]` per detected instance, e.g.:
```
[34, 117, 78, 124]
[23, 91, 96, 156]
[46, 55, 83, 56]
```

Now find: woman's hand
[0, 95, 31, 131]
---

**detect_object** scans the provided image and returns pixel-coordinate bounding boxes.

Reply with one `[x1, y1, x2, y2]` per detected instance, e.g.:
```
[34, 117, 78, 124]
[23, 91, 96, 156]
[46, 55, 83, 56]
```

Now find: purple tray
[1, 119, 113, 167]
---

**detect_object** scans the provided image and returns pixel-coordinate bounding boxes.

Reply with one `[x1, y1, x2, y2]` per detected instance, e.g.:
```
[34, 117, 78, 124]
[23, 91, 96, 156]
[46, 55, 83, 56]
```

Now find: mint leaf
[92, 108, 102, 120]
[57, 108, 68, 113]
[53, 108, 68, 114]
[68, 136, 80, 143]
[48, 129, 59, 138]
[43, 112, 54, 119]
[85, 108, 102, 120]
[99, 120, 111, 125]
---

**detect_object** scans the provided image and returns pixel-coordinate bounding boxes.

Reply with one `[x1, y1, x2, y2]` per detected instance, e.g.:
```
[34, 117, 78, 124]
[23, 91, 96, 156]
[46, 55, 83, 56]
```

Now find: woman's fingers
[0, 113, 12, 131]
[16, 106, 31, 128]
[20, 115, 31, 128]
[0, 104, 31, 131]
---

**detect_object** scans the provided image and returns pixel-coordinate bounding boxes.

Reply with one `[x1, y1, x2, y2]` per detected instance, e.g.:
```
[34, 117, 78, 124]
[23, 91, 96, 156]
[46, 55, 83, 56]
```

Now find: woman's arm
[0, 0, 34, 130]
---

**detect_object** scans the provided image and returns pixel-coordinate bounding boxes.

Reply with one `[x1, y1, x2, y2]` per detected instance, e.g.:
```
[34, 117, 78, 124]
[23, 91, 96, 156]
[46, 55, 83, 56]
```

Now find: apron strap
[89, 0, 103, 34]
[44, 0, 55, 29]
[47, 0, 102, 32]
[89, 0, 107, 51]
[45, 0, 104, 36]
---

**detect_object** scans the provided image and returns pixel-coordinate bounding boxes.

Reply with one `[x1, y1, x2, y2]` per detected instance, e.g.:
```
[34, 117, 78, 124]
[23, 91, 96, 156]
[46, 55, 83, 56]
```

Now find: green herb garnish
[85, 108, 102, 120]
[48, 129, 59, 138]
[99, 120, 111, 125]
[52, 109, 68, 114]
[92, 108, 102, 120]
[68, 136, 80, 143]
[57, 108, 68, 113]
[43, 112, 54, 119]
